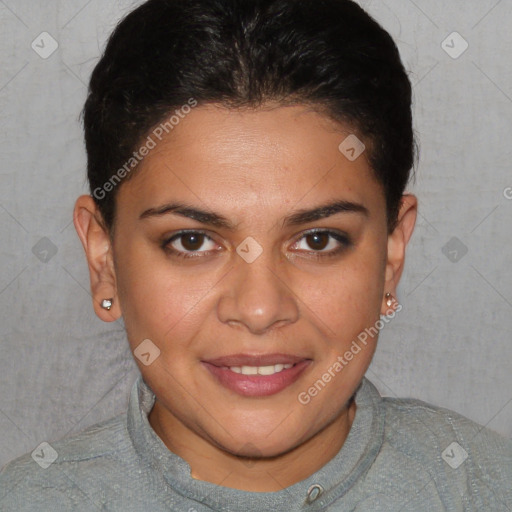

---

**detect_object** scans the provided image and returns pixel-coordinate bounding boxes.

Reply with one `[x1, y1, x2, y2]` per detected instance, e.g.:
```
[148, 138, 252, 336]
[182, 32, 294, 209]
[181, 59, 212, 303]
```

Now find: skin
[74, 103, 417, 491]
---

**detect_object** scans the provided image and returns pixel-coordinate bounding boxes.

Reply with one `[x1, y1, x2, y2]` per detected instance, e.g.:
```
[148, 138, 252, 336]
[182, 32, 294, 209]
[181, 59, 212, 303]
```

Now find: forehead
[117, 103, 385, 220]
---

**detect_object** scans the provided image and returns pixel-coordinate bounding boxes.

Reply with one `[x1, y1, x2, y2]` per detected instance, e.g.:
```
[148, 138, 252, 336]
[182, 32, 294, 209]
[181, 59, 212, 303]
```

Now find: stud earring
[385, 293, 393, 308]
[101, 298, 113, 311]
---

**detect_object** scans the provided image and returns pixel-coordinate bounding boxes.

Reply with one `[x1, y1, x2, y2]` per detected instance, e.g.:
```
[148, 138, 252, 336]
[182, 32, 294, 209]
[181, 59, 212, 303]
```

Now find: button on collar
[306, 483, 324, 504]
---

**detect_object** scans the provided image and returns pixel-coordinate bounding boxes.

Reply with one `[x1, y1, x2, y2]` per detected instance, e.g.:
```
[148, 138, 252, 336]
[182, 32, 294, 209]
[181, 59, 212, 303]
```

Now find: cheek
[298, 249, 386, 340]
[114, 244, 220, 348]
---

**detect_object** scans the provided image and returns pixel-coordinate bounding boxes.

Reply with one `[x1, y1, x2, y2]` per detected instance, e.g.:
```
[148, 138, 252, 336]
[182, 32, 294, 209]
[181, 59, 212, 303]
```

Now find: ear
[73, 195, 121, 322]
[381, 194, 417, 315]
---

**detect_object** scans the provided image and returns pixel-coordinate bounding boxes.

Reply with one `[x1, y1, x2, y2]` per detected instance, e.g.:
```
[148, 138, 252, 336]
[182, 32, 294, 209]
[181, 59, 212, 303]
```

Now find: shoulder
[382, 394, 512, 459]
[0, 413, 134, 511]
[380, 395, 512, 508]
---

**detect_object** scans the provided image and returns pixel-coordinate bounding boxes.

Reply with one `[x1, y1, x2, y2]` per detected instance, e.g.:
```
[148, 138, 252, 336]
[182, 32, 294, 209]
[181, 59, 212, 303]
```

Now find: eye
[162, 229, 351, 260]
[163, 230, 219, 258]
[291, 230, 351, 257]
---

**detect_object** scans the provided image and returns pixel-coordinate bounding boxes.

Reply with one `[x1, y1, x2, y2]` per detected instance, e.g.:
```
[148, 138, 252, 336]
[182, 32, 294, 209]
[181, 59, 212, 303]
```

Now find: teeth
[228, 363, 293, 375]
[242, 366, 258, 375]
[257, 365, 275, 376]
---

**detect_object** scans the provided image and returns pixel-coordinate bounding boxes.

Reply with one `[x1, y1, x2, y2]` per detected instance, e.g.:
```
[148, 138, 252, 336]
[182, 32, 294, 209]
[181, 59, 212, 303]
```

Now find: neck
[148, 399, 356, 492]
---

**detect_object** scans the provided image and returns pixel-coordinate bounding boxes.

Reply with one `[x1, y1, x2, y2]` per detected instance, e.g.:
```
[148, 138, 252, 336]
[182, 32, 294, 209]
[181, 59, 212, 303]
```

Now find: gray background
[0, 0, 511, 470]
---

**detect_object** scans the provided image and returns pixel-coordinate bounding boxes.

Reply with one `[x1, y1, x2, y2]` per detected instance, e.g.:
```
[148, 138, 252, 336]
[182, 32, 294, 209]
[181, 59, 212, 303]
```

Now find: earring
[385, 293, 393, 308]
[101, 298, 113, 311]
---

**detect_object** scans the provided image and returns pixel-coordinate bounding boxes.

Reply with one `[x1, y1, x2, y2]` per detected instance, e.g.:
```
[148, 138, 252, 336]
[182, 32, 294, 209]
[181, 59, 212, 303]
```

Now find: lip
[202, 353, 312, 397]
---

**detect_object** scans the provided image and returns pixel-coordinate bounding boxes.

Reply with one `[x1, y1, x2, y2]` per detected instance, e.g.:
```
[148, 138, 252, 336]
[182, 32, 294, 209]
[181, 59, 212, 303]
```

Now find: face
[76, 103, 414, 461]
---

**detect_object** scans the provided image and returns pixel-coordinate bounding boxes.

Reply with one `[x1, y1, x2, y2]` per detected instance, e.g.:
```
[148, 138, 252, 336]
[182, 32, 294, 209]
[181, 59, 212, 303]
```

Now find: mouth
[202, 354, 312, 397]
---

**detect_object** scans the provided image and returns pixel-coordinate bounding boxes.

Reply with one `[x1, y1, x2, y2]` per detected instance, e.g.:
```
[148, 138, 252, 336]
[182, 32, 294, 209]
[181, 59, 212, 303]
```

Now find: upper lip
[203, 353, 309, 367]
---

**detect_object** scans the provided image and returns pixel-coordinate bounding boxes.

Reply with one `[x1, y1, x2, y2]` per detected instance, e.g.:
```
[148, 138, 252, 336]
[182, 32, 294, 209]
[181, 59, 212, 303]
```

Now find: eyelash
[161, 229, 352, 260]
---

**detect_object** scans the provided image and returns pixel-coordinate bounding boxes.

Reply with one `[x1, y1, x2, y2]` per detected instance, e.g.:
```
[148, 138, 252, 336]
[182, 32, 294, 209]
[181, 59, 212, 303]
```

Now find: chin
[211, 423, 308, 460]
[226, 438, 299, 460]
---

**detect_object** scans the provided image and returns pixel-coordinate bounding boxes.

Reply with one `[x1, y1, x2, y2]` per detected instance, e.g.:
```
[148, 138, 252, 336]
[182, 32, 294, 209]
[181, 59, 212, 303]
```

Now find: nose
[217, 251, 300, 335]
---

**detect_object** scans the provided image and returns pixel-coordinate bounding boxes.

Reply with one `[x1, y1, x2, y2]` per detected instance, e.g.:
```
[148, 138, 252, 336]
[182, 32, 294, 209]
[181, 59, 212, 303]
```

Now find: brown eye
[305, 232, 330, 251]
[181, 233, 205, 251]
[291, 230, 352, 258]
[163, 231, 218, 257]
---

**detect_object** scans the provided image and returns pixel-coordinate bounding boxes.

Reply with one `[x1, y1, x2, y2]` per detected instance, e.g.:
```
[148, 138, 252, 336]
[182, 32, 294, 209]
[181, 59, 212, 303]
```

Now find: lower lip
[202, 361, 311, 397]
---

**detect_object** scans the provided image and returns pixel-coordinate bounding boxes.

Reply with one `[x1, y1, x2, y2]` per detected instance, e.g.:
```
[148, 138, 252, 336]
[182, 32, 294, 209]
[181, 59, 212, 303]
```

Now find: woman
[1, 0, 510, 510]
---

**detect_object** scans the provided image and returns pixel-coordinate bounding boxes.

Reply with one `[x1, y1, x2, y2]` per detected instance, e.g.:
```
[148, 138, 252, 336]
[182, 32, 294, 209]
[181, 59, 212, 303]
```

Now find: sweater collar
[127, 375, 385, 511]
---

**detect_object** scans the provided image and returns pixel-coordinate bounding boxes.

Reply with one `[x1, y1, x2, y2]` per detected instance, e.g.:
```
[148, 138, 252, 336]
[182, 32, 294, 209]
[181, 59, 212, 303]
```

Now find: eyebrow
[139, 199, 369, 229]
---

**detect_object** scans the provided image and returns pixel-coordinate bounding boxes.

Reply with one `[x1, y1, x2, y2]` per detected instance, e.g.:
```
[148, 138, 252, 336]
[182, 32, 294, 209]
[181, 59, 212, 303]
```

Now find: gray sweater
[1, 376, 511, 511]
